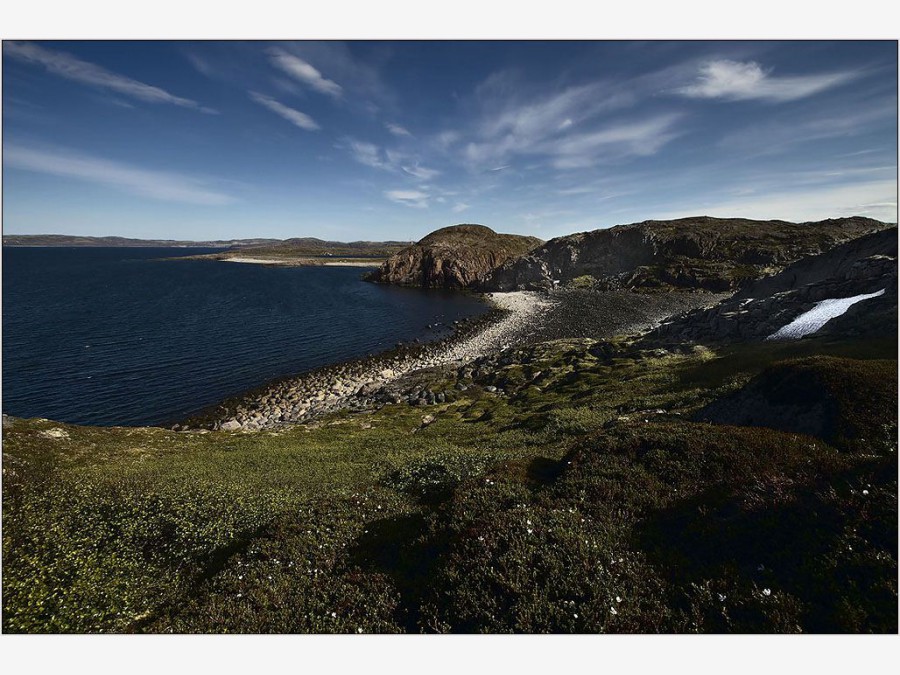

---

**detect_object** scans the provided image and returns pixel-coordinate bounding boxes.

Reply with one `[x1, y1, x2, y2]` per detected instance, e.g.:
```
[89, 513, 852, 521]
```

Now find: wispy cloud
[676, 59, 857, 102]
[268, 48, 342, 98]
[452, 202, 470, 213]
[347, 140, 387, 169]
[457, 71, 679, 170]
[250, 92, 320, 131]
[465, 113, 681, 170]
[400, 163, 440, 180]
[384, 189, 429, 208]
[717, 100, 896, 156]
[5, 145, 236, 205]
[346, 140, 440, 180]
[544, 115, 683, 169]
[5, 41, 215, 113]
[386, 123, 412, 137]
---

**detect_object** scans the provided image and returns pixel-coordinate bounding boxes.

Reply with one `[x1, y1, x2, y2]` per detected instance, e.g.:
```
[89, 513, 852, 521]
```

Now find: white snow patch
[767, 289, 886, 340]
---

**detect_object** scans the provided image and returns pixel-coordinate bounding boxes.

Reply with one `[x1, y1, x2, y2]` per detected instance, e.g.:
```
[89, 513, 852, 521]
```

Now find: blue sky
[3, 40, 897, 241]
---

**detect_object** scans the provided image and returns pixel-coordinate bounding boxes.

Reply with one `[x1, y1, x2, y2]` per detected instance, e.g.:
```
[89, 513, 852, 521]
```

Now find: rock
[39, 428, 69, 439]
[220, 420, 242, 432]
[366, 224, 542, 289]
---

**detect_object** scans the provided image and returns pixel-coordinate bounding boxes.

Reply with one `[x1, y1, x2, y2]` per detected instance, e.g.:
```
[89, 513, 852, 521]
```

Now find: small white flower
[762, 588, 772, 596]
[862, 490, 869, 496]
[527, 528, 533, 535]
[615, 596, 622, 603]
[573, 613, 579, 619]
[331, 612, 337, 618]
[610, 607, 618, 615]
[718, 593, 727, 602]
[357, 627, 364, 634]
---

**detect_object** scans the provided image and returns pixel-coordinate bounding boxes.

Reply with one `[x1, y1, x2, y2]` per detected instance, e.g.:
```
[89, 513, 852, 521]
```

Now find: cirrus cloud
[4, 41, 216, 113]
[676, 59, 858, 102]
[268, 48, 343, 98]
[384, 189, 429, 208]
[249, 92, 320, 131]
[6, 144, 236, 205]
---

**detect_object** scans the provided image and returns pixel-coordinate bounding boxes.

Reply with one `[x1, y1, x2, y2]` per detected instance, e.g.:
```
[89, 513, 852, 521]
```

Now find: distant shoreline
[221, 256, 382, 268]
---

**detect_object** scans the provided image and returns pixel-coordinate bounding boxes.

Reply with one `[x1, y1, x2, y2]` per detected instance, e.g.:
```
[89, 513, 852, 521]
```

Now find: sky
[2, 40, 897, 242]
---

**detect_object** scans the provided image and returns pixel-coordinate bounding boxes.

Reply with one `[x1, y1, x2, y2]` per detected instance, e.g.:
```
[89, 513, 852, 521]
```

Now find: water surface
[2, 247, 489, 426]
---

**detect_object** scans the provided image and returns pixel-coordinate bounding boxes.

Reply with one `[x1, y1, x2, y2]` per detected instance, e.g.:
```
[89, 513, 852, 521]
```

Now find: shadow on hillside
[635, 456, 898, 633]
[349, 513, 447, 632]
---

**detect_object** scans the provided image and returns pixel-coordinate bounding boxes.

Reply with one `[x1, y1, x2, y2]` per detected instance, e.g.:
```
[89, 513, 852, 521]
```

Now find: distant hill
[481, 216, 893, 292]
[3, 234, 413, 259]
[232, 237, 412, 259]
[366, 224, 543, 289]
[2, 234, 282, 248]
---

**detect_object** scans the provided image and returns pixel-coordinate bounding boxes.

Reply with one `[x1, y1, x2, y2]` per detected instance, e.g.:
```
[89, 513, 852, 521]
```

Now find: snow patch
[767, 289, 886, 340]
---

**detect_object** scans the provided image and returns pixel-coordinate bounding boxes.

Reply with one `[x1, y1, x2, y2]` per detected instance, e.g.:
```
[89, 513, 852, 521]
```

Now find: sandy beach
[224, 256, 381, 267]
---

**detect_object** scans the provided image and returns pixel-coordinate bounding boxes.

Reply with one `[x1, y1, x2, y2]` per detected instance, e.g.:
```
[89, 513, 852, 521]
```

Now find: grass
[2, 333, 896, 633]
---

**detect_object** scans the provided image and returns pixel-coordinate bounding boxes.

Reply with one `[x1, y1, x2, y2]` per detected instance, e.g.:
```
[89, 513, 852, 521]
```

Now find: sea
[1, 247, 490, 427]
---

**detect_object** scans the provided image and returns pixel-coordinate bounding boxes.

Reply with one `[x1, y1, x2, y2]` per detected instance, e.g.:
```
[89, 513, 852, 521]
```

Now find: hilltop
[366, 224, 543, 289]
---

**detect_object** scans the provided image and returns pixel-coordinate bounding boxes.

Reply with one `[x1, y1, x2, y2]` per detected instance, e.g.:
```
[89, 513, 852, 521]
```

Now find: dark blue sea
[1, 247, 489, 426]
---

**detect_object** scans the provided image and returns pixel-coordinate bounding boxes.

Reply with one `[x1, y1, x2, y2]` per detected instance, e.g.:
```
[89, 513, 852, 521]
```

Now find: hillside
[481, 216, 892, 292]
[646, 227, 898, 345]
[366, 224, 543, 289]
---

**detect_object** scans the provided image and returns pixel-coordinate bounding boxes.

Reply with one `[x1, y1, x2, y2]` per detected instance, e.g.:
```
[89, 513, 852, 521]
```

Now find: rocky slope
[480, 216, 892, 292]
[366, 224, 542, 289]
[644, 227, 897, 345]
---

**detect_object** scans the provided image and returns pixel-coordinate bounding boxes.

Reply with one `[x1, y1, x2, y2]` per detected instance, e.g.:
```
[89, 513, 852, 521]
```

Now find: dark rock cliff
[366, 224, 542, 289]
[480, 216, 892, 292]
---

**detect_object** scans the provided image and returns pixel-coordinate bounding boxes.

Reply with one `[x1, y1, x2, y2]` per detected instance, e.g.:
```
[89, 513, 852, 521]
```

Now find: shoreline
[178, 291, 553, 431]
[178, 288, 721, 433]
[163, 252, 386, 267]
[222, 256, 382, 267]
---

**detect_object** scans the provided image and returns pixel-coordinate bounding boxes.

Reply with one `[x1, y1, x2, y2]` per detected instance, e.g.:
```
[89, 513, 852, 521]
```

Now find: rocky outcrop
[642, 228, 897, 345]
[367, 224, 542, 289]
[480, 216, 892, 292]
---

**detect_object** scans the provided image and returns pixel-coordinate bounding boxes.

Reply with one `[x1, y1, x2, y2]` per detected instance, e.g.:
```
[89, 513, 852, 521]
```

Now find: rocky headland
[365, 224, 542, 289]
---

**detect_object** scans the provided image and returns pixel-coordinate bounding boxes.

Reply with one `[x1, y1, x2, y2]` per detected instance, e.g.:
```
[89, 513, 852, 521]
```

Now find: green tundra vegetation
[3, 331, 896, 633]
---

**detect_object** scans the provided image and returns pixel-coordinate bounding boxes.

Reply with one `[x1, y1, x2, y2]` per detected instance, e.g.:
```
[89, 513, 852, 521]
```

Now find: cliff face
[480, 216, 893, 292]
[367, 224, 542, 289]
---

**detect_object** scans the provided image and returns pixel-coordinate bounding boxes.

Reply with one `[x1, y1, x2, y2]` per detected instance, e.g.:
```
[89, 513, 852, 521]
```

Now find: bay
[1, 247, 489, 426]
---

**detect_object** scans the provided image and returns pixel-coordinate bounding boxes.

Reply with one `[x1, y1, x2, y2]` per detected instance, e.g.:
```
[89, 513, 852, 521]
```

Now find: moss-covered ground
[2, 334, 896, 633]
